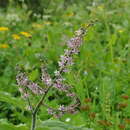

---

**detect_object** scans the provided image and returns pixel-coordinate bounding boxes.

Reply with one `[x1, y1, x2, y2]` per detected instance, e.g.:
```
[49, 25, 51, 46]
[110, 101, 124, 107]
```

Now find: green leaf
[29, 69, 39, 81]
[0, 91, 26, 109]
[37, 120, 91, 130]
[0, 119, 29, 130]
[109, 34, 117, 45]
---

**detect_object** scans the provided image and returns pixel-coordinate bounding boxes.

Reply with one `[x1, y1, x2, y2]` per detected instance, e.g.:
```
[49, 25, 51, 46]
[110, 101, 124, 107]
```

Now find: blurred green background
[0, 0, 130, 129]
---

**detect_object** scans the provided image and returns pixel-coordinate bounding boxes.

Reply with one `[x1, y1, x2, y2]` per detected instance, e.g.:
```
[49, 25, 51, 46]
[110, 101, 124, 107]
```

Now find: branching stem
[31, 87, 51, 130]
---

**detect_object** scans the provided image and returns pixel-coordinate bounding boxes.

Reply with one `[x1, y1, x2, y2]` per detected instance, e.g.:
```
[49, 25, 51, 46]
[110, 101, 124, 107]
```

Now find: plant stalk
[31, 112, 36, 130]
[31, 87, 51, 130]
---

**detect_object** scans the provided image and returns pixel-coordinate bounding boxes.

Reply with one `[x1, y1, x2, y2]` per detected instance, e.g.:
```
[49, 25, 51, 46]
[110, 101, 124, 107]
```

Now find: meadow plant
[16, 22, 94, 130]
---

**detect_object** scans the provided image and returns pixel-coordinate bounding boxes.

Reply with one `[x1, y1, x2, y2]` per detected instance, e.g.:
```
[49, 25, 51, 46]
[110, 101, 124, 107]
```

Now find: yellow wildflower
[20, 32, 32, 38]
[32, 23, 43, 28]
[44, 21, 52, 25]
[97, 5, 104, 10]
[0, 44, 9, 49]
[0, 27, 9, 31]
[12, 34, 21, 40]
[81, 23, 90, 28]
[66, 12, 74, 17]
[118, 29, 124, 33]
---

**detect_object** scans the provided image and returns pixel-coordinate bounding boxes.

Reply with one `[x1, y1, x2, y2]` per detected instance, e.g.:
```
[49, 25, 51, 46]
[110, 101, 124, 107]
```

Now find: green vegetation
[0, 0, 130, 130]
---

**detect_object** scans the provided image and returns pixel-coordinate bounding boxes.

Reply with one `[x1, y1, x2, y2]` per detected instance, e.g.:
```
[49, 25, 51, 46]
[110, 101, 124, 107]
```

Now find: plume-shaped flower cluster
[16, 72, 44, 95]
[16, 26, 89, 117]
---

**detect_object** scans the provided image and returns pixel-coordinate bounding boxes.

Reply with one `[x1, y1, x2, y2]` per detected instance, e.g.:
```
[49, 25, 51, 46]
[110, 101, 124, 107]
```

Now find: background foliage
[0, 0, 130, 129]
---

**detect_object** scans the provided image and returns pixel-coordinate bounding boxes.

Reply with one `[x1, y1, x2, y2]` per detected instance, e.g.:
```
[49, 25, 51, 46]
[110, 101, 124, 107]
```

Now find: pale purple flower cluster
[47, 108, 55, 115]
[52, 28, 85, 93]
[58, 105, 66, 111]
[67, 37, 82, 50]
[16, 73, 28, 86]
[45, 28, 85, 116]
[18, 87, 28, 99]
[41, 67, 52, 87]
[46, 99, 80, 118]
[58, 54, 73, 72]
[16, 72, 44, 95]
[67, 92, 75, 97]
[57, 30, 84, 74]
[53, 81, 69, 92]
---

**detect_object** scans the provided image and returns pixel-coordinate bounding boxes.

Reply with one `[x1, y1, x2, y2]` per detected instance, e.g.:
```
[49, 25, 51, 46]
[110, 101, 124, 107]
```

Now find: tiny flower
[53, 82, 69, 92]
[0, 44, 9, 49]
[28, 82, 44, 94]
[18, 87, 27, 99]
[54, 82, 62, 89]
[41, 67, 52, 87]
[47, 108, 55, 115]
[26, 105, 32, 111]
[65, 118, 71, 122]
[22, 93, 29, 99]
[62, 68, 69, 73]
[67, 37, 82, 49]
[83, 71, 88, 75]
[12, 34, 21, 40]
[54, 112, 63, 118]
[0, 27, 9, 31]
[58, 105, 66, 112]
[19, 87, 24, 93]
[64, 49, 70, 55]
[20, 32, 32, 38]
[67, 93, 75, 97]
[46, 79, 52, 86]
[66, 105, 78, 114]
[54, 70, 60, 76]
[58, 53, 73, 71]
[24, 93, 29, 98]
[16, 73, 28, 86]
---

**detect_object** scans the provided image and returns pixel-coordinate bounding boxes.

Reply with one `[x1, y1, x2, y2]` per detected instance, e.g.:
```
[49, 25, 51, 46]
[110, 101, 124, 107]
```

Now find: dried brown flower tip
[89, 112, 96, 119]
[124, 118, 130, 124]
[117, 103, 128, 109]
[84, 98, 92, 103]
[121, 95, 129, 100]
[80, 105, 90, 111]
[98, 120, 112, 126]
[118, 124, 125, 130]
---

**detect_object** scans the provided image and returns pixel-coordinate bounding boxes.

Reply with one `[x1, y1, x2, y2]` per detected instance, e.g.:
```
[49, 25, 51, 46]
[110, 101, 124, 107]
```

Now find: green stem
[31, 113, 36, 130]
[31, 87, 51, 130]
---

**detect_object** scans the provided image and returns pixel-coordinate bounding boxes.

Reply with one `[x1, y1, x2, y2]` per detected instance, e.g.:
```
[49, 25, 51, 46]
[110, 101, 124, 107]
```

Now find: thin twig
[25, 88, 33, 113]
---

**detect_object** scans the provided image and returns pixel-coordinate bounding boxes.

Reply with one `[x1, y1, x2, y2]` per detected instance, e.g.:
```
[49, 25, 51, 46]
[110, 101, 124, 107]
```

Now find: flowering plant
[16, 22, 94, 130]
